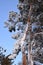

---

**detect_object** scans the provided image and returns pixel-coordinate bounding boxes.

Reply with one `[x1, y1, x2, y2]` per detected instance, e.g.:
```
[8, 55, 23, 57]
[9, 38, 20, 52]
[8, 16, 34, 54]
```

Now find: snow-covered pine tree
[4, 0, 43, 65]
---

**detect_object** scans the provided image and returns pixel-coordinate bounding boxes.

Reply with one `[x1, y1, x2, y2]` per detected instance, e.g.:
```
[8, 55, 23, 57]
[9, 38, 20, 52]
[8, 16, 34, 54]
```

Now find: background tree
[0, 47, 13, 65]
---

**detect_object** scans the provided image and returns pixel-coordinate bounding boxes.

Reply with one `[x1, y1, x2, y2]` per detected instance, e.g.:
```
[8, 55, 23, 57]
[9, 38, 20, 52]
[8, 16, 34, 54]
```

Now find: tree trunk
[27, 19, 33, 65]
[22, 53, 27, 65]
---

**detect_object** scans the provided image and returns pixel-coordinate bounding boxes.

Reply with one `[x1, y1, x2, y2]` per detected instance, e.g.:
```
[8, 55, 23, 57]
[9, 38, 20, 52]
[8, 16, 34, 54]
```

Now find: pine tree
[0, 47, 13, 65]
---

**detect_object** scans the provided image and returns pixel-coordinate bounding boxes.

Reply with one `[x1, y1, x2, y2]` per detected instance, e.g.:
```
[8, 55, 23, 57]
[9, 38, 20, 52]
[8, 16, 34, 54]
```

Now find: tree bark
[22, 53, 27, 65]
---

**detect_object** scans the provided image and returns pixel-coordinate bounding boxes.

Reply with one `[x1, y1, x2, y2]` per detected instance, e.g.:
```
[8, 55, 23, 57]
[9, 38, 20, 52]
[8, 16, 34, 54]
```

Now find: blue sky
[0, 0, 22, 65]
